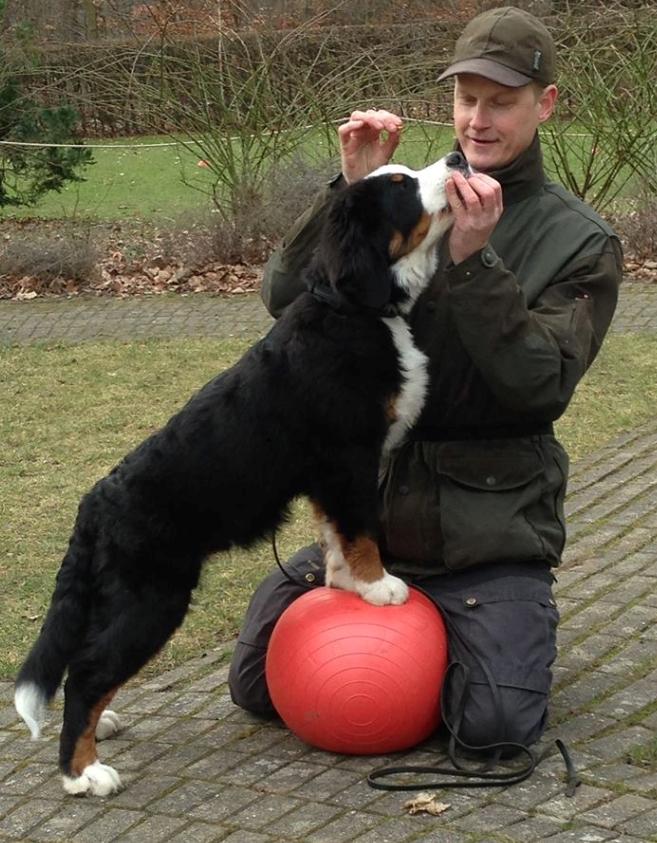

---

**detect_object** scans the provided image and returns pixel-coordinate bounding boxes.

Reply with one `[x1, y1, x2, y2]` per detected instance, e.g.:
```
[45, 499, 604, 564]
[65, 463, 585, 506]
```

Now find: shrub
[0, 227, 100, 285]
[163, 153, 337, 266]
[0, 34, 94, 209]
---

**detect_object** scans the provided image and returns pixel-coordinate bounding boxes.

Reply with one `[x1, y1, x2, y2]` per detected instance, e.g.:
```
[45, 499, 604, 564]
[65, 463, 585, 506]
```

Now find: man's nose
[469, 104, 490, 129]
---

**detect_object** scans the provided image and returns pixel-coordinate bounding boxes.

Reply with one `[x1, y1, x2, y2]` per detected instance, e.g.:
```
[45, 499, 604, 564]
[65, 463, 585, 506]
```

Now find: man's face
[453, 74, 557, 172]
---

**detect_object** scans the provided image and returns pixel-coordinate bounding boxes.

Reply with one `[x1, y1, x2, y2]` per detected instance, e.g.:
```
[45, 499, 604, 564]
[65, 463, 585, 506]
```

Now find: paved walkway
[1, 281, 657, 347]
[1, 284, 657, 842]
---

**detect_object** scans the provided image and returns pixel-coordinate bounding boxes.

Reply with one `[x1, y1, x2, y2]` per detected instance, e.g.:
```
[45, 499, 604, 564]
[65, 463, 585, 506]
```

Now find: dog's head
[313, 151, 471, 314]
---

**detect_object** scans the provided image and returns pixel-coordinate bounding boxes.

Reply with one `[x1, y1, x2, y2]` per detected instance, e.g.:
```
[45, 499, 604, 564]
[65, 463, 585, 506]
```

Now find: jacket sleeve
[444, 237, 623, 419]
[261, 178, 343, 318]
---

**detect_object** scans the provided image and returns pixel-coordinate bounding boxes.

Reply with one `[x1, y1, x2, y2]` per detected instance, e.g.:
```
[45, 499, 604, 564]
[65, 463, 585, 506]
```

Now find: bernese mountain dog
[15, 150, 470, 796]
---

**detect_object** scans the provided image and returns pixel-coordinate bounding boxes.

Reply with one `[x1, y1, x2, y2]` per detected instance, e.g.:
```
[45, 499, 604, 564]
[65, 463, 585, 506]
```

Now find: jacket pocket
[378, 443, 444, 564]
[436, 439, 566, 571]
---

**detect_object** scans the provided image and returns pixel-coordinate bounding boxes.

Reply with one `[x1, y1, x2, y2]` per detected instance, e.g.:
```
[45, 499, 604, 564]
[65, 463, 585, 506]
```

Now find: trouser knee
[229, 544, 325, 716]
[455, 682, 549, 752]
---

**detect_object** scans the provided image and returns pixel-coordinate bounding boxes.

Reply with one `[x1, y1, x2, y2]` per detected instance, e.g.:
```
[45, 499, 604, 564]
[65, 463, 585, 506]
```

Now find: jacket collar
[456, 133, 546, 206]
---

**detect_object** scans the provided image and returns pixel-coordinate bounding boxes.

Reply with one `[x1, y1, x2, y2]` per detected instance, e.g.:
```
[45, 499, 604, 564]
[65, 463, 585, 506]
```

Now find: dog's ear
[318, 184, 393, 311]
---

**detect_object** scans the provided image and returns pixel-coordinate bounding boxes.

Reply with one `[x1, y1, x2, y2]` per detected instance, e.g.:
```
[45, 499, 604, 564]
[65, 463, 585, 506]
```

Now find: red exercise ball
[265, 586, 448, 755]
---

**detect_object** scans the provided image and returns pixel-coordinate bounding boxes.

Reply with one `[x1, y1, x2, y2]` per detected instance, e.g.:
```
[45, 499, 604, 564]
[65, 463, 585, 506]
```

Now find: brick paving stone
[579, 793, 656, 830]
[215, 755, 290, 788]
[185, 748, 246, 781]
[144, 741, 213, 776]
[147, 779, 226, 816]
[545, 713, 618, 746]
[581, 762, 647, 789]
[350, 815, 426, 843]
[294, 767, 364, 799]
[106, 740, 170, 773]
[303, 809, 381, 843]
[71, 808, 144, 843]
[266, 801, 344, 839]
[252, 759, 328, 795]
[0, 800, 60, 839]
[0, 763, 54, 796]
[542, 828, 616, 842]
[537, 784, 616, 822]
[501, 814, 567, 840]
[411, 831, 470, 843]
[221, 832, 279, 843]
[227, 793, 302, 830]
[28, 801, 106, 842]
[0, 795, 20, 820]
[555, 634, 620, 673]
[625, 770, 657, 794]
[582, 726, 656, 760]
[616, 806, 657, 839]
[448, 803, 527, 833]
[115, 813, 189, 841]
[597, 639, 657, 677]
[551, 670, 622, 710]
[186, 785, 261, 824]
[595, 671, 657, 719]
[168, 820, 231, 842]
[110, 774, 182, 810]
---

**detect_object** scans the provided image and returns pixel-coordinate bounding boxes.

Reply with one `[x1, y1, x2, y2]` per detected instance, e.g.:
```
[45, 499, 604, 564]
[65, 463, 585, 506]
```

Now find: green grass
[1, 330, 656, 681]
[6, 135, 218, 222]
[4, 126, 455, 223]
[3, 123, 618, 223]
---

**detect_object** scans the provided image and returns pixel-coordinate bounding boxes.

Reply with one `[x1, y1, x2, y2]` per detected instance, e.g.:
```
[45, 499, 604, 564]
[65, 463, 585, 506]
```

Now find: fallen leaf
[404, 792, 450, 817]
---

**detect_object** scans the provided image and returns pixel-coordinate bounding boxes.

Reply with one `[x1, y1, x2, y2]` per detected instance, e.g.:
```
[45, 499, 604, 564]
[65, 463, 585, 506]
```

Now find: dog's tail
[14, 498, 96, 739]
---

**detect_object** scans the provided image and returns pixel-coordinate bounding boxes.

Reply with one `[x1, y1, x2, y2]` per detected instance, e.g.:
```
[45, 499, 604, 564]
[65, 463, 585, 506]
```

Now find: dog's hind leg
[59, 585, 192, 796]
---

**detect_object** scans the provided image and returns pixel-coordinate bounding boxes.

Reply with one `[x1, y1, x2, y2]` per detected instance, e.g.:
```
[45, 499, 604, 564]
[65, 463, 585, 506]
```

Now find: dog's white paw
[95, 709, 121, 741]
[62, 760, 123, 797]
[358, 572, 409, 606]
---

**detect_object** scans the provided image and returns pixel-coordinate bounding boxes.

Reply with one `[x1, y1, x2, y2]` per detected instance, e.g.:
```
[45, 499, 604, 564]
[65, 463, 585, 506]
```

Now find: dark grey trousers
[228, 544, 559, 750]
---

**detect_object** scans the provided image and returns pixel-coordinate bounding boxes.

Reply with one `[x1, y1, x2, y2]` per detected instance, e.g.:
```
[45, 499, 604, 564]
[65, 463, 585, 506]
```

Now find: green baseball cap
[438, 6, 555, 87]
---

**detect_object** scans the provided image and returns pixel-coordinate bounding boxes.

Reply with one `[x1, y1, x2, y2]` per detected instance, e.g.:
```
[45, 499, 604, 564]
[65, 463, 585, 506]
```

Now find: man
[228, 6, 622, 751]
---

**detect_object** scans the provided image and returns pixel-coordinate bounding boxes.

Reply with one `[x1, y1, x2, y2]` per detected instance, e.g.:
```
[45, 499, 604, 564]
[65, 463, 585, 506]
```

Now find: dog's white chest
[381, 316, 429, 451]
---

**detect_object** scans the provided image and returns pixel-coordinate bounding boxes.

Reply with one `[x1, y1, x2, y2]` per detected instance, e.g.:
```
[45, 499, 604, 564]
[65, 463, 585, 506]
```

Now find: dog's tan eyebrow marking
[390, 173, 405, 183]
[409, 211, 432, 248]
[389, 230, 405, 259]
[389, 211, 432, 260]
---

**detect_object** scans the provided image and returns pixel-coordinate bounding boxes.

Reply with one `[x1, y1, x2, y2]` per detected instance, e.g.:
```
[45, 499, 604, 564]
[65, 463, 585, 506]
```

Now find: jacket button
[465, 597, 478, 607]
[481, 246, 498, 267]
[485, 475, 497, 486]
[399, 485, 409, 495]
[305, 572, 316, 583]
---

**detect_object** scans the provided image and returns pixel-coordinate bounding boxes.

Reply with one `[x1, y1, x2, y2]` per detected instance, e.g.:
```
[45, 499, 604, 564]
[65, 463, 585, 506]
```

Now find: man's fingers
[450, 171, 502, 211]
[445, 178, 467, 215]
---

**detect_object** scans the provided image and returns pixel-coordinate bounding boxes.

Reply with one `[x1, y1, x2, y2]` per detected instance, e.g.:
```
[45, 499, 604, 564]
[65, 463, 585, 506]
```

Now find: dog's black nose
[446, 151, 467, 170]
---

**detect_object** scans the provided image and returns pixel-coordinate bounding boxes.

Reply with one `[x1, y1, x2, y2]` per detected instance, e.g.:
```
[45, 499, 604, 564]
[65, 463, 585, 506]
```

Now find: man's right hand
[338, 109, 403, 185]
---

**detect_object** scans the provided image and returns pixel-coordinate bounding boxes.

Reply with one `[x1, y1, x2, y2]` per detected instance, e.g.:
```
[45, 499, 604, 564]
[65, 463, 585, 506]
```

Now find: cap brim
[437, 58, 532, 88]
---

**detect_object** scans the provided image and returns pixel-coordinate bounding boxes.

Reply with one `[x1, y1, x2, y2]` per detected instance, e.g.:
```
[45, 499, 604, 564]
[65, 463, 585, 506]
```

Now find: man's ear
[538, 84, 558, 123]
[319, 186, 393, 310]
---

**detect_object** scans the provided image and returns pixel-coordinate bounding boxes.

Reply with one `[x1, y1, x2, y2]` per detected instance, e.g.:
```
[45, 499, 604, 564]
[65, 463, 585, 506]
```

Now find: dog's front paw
[62, 760, 123, 797]
[358, 572, 409, 606]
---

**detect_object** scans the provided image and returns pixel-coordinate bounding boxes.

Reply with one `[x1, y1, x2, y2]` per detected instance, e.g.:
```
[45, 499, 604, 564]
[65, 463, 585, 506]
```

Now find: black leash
[367, 589, 581, 797]
[270, 531, 315, 591]
[268, 534, 580, 797]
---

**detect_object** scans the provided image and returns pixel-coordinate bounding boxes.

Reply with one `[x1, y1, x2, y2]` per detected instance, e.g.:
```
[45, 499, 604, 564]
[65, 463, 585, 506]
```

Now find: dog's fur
[14, 152, 470, 796]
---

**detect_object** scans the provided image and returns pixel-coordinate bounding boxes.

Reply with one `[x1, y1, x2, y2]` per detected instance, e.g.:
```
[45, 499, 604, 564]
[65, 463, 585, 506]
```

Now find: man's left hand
[446, 172, 503, 265]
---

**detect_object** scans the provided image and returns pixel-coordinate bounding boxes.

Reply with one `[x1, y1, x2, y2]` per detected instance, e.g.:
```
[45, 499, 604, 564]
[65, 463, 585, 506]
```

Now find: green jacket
[261, 135, 623, 576]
